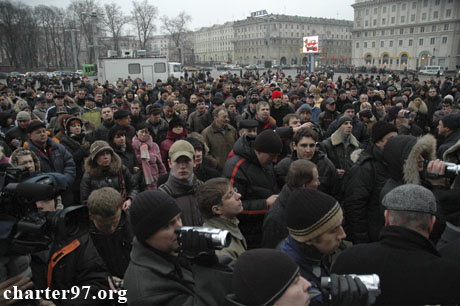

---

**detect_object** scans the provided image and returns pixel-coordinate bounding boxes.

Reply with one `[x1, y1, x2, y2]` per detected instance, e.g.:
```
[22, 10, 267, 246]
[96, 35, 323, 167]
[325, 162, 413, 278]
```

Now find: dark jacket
[437, 130, 460, 160]
[146, 117, 169, 146]
[270, 104, 294, 127]
[27, 138, 76, 186]
[261, 184, 292, 248]
[5, 125, 28, 150]
[31, 231, 110, 306]
[274, 149, 338, 197]
[317, 109, 340, 133]
[90, 212, 133, 278]
[342, 145, 391, 243]
[332, 226, 460, 306]
[222, 134, 279, 248]
[123, 238, 233, 306]
[94, 120, 115, 141]
[80, 153, 139, 205]
[158, 174, 204, 226]
[326, 116, 369, 148]
[201, 121, 237, 171]
[320, 130, 360, 172]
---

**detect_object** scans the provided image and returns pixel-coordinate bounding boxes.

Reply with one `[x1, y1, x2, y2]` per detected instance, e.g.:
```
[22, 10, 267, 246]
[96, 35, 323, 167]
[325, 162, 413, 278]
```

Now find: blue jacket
[27, 138, 76, 185]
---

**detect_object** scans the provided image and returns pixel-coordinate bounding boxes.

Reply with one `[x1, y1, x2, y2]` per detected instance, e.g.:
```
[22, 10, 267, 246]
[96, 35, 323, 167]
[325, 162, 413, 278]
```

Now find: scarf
[140, 143, 154, 187]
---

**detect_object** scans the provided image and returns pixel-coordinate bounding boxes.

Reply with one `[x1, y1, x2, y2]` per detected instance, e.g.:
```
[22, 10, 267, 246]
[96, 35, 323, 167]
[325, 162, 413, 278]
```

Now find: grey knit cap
[382, 184, 436, 214]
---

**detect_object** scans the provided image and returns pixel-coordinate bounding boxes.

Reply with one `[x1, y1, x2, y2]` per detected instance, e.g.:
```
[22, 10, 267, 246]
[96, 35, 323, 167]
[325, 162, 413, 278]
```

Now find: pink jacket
[132, 135, 166, 189]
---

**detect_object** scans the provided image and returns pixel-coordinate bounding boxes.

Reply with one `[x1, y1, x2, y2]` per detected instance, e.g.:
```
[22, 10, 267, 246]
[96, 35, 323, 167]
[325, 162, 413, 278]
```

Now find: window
[372, 41, 376, 47]
[364, 42, 368, 48]
[390, 29, 394, 35]
[419, 38, 423, 45]
[442, 37, 447, 44]
[389, 40, 393, 47]
[400, 28, 404, 34]
[410, 27, 414, 33]
[423, 0, 428, 7]
[373, 19, 376, 26]
[435, 0, 440, 5]
[421, 26, 425, 33]
[402, 3, 406, 10]
[356, 42, 359, 48]
[366, 8, 369, 15]
[128, 63, 140, 74]
[411, 14, 415, 22]
[446, 9, 452, 17]
[422, 13, 427, 20]
[391, 17, 395, 24]
[432, 25, 436, 32]
[383, 6, 387, 13]
[365, 31, 368, 37]
[412, 2, 416, 9]
[392, 5, 396, 12]
[381, 30, 385, 35]
[409, 39, 413, 46]
[373, 30, 376, 36]
[430, 38, 435, 45]
[399, 40, 403, 46]
[382, 18, 386, 25]
[381, 41, 384, 47]
[357, 21, 361, 27]
[444, 24, 449, 31]
[433, 11, 438, 18]
[401, 16, 405, 23]
[374, 7, 377, 14]
[154, 63, 166, 73]
[365, 20, 369, 27]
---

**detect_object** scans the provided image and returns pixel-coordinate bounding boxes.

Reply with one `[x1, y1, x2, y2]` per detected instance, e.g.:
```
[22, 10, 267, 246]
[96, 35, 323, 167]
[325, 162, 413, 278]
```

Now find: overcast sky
[19, 0, 355, 32]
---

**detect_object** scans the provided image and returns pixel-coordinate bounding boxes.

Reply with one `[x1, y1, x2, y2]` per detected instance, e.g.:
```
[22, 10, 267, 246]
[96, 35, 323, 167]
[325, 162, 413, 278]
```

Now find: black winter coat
[94, 120, 115, 141]
[222, 134, 279, 248]
[326, 116, 369, 148]
[332, 226, 460, 306]
[342, 145, 390, 243]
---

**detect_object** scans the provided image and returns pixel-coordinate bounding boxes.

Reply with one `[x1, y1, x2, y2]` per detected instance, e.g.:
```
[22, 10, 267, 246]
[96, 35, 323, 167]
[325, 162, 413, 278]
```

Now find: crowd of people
[1, 68, 460, 306]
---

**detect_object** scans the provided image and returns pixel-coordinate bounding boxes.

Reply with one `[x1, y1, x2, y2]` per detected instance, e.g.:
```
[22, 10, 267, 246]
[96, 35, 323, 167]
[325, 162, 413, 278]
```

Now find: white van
[419, 66, 443, 76]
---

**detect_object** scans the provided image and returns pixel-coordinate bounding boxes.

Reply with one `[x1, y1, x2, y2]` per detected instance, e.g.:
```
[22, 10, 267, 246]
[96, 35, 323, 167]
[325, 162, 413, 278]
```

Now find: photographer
[123, 190, 233, 306]
[278, 188, 370, 306]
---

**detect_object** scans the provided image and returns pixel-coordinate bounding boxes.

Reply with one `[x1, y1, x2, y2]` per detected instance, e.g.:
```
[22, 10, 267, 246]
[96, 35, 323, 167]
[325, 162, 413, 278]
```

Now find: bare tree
[161, 11, 191, 63]
[102, 2, 127, 54]
[131, 0, 157, 50]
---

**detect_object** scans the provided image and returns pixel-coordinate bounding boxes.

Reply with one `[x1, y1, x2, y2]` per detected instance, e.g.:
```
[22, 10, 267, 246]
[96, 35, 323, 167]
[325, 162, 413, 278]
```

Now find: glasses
[225, 187, 239, 199]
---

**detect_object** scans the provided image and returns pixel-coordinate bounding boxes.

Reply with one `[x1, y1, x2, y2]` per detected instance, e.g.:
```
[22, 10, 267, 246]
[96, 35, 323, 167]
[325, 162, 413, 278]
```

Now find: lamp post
[65, 29, 79, 71]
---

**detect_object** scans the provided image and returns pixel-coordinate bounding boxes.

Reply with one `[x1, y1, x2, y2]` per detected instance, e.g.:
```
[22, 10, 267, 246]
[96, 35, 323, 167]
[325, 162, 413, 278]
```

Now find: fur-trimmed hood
[443, 138, 460, 163]
[383, 134, 436, 184]
[84, 151, 122, 177]
[408, 100, 428, 114]
[330, 129, 360, 148]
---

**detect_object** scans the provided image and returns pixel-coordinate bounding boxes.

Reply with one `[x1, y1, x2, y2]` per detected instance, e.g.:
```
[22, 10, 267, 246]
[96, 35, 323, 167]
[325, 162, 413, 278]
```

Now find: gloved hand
[330, 274, 369, 306]
[179, 229, 217, 266]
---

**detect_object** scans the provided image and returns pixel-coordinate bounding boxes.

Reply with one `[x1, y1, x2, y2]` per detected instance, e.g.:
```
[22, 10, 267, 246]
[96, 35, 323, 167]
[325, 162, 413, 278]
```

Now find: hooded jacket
[222, 134, 279, 248]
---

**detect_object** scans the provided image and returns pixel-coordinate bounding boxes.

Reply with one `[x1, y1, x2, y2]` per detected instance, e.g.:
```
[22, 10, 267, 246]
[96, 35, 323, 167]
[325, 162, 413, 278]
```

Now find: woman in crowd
[160, 117, 188, 167]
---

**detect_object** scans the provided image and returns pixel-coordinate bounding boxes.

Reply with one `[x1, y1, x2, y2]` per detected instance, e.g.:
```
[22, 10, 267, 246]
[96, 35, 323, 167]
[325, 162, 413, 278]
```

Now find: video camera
[175, 226, 231, 257]
[0, 165, 88, 256]
[424, 161, 460, 179]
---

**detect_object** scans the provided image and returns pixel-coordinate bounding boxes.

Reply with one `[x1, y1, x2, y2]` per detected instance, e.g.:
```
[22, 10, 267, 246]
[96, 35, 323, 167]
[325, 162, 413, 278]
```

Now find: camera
[175, 226, 231, 250]
[321, 274, 381, 303]
[424, 161, 460, 179]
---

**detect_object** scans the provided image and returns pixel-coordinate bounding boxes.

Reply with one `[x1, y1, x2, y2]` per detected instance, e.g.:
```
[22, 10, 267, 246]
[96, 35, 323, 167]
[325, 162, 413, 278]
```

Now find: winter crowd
[1, 69, 460, 306]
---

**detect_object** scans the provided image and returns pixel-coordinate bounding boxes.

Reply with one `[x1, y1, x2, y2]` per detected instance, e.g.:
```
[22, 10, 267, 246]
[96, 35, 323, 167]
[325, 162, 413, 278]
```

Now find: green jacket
[203, 217, 247, 260]
[82, 106, 102, 127]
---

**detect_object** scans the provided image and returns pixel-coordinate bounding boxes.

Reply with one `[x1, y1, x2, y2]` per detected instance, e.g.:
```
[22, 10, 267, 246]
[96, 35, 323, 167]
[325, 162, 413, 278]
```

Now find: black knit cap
[341, 103, 354, 112]
[372, 121, 398, 143]
[232, 249, 300, 306]
[130, 190, 182, 242]
[287, 188, 342, 242]
[254, 130, 283, 154]
[114, 109, 130, 120]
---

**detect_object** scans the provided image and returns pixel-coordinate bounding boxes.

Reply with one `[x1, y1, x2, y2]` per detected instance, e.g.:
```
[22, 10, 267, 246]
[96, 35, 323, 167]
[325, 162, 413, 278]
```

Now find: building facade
[149, 35, 171, 58]
[193, 22, 234, 64]
[231, 15, 353, 67]
[351, 0, 460, 71]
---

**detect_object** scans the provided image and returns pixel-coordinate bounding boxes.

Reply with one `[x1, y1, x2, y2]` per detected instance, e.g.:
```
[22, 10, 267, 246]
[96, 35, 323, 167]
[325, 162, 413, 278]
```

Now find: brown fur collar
[443, 138, 460, 163]
[408, 100, 428, 114]
[331, 130, 360, 148]
[84, 152, 122, 177]
[404, 134, 436, 184]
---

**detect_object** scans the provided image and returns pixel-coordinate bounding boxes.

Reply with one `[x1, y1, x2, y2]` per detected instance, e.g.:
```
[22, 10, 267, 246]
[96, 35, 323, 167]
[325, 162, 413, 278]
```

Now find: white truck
[97, 56, 182, 84]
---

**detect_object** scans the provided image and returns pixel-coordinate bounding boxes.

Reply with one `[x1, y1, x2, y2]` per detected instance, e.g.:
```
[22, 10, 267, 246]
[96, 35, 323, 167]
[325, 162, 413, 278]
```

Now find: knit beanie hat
[271, 90, 282, 100]
[337, 115, 352, 128]
[372, 121, 398, 143]
[440, 113, 460, 130]
[287, 188, 342, 242]
[232, 249, 300, 306]
[130, 190, 182, 242]
[254, 130, 283, 154]
[341, 103, 354, 112]
[383, 184, 436, 215]
[298, 103, 312, 114]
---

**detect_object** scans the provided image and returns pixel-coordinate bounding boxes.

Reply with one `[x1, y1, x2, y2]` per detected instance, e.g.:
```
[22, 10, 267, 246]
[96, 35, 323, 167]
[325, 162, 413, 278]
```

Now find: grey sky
[19, 0, 355, 32]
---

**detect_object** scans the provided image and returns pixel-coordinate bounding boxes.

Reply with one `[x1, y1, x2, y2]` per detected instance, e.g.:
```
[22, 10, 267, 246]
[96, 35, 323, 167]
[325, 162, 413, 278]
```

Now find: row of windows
[356, 36, 448, 48]
[360, 8, 452, 27]
[236, 23, 350, 33]
[358, 0, 454, 17]
[356, 23, 449, 38]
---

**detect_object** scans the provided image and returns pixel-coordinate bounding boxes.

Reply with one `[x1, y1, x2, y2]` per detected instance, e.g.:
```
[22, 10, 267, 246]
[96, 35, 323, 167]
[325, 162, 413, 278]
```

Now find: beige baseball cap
[169, 140, 194, 162]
